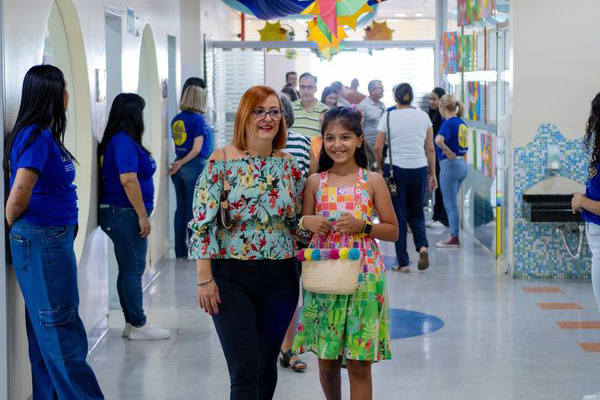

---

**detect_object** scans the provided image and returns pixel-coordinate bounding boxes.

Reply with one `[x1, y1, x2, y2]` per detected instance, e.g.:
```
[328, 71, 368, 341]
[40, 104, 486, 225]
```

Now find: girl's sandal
[279, 349, 307, 372]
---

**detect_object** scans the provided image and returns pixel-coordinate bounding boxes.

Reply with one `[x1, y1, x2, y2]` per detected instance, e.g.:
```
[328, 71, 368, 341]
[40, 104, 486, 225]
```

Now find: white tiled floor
[88, 228, 600, 399]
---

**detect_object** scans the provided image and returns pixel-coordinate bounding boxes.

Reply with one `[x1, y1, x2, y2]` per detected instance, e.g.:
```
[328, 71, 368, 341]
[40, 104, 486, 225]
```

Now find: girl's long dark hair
[318, 106, 368, 172]
[4, 65, 74, 181]
[586, 92, 600, 175]
[98, 93, 149, 156]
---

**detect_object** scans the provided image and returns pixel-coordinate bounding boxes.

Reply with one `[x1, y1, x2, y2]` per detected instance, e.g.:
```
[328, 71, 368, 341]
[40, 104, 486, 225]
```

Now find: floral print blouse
[188, 156, 304, 260]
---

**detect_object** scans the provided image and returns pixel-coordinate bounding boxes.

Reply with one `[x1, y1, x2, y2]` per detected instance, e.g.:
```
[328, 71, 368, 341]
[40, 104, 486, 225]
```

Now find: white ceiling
[375, 0, 436, 20]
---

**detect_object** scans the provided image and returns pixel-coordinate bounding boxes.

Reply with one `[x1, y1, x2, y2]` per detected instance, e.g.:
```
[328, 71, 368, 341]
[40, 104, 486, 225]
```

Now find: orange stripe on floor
[557, 321, 600, 329]
[522, 287, 562, 293]
[538, 303, 583, 310]
[579, 343, 600, 352]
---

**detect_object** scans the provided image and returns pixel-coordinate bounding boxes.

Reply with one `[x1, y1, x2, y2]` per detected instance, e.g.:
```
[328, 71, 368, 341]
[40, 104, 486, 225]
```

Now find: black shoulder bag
[384, 111, 398, 197]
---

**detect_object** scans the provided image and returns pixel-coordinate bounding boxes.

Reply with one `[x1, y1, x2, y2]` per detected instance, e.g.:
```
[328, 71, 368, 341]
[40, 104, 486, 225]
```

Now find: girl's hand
[198, 280, 221, 315]
[336, 212, 365, 234]
[428, 174, 438, 192]
[572, 193, 586, 213]
[303, 215, 333, 234]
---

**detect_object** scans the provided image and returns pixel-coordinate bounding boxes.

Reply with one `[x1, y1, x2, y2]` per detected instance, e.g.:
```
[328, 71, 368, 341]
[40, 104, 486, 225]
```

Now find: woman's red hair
[232, 85, 287, 151]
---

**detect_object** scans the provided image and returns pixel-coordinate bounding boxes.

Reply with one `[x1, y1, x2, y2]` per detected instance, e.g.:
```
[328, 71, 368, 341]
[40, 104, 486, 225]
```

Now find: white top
[377, 108, 432, 169]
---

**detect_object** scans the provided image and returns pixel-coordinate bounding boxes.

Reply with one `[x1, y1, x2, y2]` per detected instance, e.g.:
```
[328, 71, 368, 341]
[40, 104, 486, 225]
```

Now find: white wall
[512, 0, 600, 147]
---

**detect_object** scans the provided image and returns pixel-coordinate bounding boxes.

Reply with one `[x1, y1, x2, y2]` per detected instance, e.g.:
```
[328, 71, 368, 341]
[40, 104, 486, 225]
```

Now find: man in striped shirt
[291, 73, 328, 139]
[280, 94, 314, 176]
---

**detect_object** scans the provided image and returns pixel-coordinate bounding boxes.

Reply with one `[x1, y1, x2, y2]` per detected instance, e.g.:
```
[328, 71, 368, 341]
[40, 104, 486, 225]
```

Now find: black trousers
[211, 258, 299, 400]
[432, 157, 449, 225]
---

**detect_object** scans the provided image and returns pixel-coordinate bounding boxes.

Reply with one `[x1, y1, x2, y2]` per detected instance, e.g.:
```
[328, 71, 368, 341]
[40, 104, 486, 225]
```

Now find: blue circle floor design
[389, 308, 445, 339]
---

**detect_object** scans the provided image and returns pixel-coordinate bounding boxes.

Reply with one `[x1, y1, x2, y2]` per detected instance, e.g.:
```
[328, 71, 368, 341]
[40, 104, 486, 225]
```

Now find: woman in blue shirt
[4, 65, 104, 399]
[98, 93, 170, 340]
[169, 85, 213, 258]
[434, 94, 469, 247]
[572, 92, 600, 400]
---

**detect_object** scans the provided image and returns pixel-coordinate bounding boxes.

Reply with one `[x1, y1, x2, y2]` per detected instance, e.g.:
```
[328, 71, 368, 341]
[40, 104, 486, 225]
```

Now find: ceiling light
[415, 13, 424, 17]
[395, 13, 407, 17]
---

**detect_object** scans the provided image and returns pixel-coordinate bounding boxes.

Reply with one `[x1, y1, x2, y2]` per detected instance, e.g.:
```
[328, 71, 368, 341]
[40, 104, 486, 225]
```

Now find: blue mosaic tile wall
[513, 124, 590, 278]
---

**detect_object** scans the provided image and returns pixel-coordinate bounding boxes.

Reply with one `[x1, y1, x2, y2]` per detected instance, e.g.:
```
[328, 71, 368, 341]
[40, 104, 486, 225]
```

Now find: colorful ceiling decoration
[364, 20, 394, 40]
[222, 0, 387, 20]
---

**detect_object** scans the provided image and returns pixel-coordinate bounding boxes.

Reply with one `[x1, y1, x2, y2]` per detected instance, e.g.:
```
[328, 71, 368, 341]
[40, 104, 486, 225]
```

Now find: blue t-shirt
[584, 165, 600, 225]
[171, 111, 213, 160]
[436, 116, 469, 161]
[9, 125, 78, 225]
[100, 132, 156, 210]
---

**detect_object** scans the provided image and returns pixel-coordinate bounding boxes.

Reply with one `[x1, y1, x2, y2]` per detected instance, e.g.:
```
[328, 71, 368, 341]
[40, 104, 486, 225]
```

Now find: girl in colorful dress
[294, 106, 398, 400]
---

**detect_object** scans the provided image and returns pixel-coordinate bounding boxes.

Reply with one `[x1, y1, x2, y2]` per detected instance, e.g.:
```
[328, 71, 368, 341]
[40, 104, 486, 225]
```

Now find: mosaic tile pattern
[513, 124, 590, 278]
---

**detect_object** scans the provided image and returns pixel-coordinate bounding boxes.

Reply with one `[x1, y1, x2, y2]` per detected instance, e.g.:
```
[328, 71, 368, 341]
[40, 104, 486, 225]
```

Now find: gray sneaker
[122, 323, 133, 338]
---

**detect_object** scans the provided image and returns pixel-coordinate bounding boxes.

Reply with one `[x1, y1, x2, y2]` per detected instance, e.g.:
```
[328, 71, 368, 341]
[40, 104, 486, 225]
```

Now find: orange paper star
[365, 21, 394, 40]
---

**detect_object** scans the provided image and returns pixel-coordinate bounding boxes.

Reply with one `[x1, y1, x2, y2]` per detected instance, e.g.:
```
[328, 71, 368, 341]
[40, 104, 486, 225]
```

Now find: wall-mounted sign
[127, 8, 140, 36]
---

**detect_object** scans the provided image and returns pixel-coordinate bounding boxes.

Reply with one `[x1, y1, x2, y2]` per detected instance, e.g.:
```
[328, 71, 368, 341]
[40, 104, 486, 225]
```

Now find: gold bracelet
[197, 277, 215, 286]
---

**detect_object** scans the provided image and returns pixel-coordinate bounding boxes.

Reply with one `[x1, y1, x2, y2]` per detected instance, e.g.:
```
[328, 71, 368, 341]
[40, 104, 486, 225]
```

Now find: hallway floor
[88, 228, 600, 399]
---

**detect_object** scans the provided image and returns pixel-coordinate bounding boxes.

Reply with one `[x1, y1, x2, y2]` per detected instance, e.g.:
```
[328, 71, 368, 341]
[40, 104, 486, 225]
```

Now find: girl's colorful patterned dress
[293, 168, 391, 361]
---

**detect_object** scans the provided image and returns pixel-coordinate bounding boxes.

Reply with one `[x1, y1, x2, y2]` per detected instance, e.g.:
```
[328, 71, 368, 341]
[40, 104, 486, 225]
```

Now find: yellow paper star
[307, 18, 348, 51]
[258, 21, 288, 52]
[365, 20, 394, 40]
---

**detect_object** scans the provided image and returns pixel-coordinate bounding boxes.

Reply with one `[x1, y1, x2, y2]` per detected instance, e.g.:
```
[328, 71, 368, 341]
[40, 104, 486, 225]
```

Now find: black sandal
[279, 349, 307, 372]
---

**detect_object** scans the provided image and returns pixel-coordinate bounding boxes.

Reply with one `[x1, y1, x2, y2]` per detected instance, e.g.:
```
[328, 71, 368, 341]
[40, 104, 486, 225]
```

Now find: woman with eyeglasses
[189, 85, 304, 400]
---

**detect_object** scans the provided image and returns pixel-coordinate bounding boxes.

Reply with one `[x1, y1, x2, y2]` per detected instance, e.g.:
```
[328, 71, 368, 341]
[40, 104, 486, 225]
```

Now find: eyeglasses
[251, 109, 282, 120]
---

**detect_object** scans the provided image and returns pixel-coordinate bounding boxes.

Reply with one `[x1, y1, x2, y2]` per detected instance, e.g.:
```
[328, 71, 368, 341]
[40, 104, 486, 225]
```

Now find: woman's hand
[169, 161, 183, 176]
[336, 212, 365, 234]
[428, 174, 438, 192]
[303, 215, 333, 234]
[572, 193, 586, 213]
[445, 151, 458, 160]
[198, 280, 221, 315]
[138, 216, 151, 237]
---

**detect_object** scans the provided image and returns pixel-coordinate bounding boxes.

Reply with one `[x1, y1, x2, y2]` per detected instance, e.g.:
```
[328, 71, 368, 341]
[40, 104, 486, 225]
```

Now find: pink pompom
[329, 249, 339, 260]
[297, 250, 305, 262]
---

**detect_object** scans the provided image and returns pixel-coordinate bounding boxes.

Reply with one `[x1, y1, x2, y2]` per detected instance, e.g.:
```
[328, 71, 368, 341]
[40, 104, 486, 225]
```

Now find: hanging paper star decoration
[258, 21, 289, 51]
[302, 0, 374, 57]
[364, 20, 394, 40]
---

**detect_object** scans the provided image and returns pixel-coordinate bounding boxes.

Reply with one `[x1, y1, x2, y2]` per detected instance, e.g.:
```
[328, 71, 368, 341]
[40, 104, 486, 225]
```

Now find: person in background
[98, 93, 171, 340]
[190, 85, 304, 399]
[330, 81, 351, 106]
[572, 91, 600, 400]
[346, 78, 367, 105]
[294, 106, 397, 400]
[169, 85, 213, 259]
[435, 94, 468, 248]
[5, 64, 104, 399]
[375, 83, 437, 273]
[292, 73, 329, 163]
[279, 94, 310, 372]
[181, 77, 206, 99]
[321, 86, 339, 108]
[426, 87, 450, 229]
[357, 80, 386, 170]
[282, 71, 300, 102]
[281, 94, 315, 176]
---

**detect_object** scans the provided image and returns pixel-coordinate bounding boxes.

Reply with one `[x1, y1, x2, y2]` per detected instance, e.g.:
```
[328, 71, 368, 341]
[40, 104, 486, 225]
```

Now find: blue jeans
[587, 223, 600, 311]
[9, 220, 104, 399]
[439, 158, 468, 237]
[171, 157, 205, 258]
[385, 164, 429, 267]
[99, 206, 149, 327]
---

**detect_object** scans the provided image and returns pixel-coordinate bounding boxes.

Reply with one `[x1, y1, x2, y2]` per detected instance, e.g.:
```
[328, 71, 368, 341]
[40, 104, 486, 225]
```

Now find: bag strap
[222, 148, 231, 192]
[386, 111, 394, 177]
